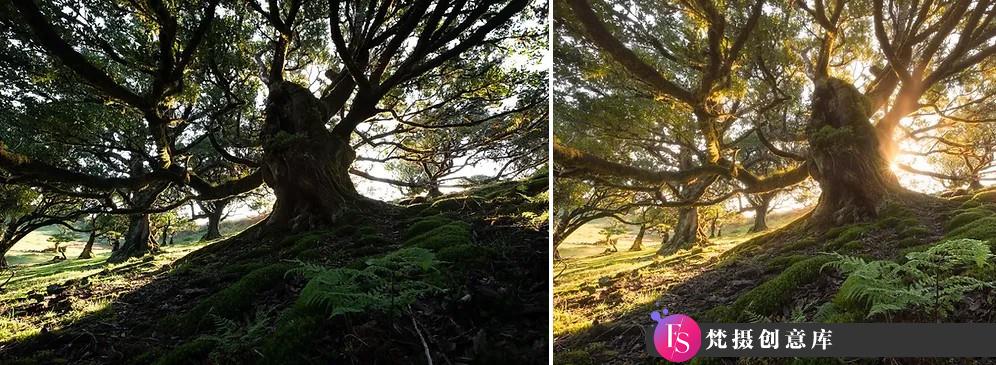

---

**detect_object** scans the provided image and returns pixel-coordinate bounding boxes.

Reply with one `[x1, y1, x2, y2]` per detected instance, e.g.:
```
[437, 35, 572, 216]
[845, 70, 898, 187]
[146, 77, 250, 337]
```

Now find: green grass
[553, 237, 745, 337]
[0, 230, 225, 343]
[553, 210, 800, 337]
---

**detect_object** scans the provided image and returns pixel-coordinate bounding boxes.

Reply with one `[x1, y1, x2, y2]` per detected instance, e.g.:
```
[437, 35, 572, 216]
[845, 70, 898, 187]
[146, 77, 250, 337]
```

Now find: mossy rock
[700, 305, 735, 322]
[826, 224, 872, 249]
[180, 263, 295, 334]
[726, 256, 833, 321]
[436, 244, 497, 269]
[356, 226, 378, 237]
[959, 199, 984, 209]
[781, 237, 818, 252]
[153, 338, 217, 365]
[899, 225, 930, 239]
[945, 207, 992, 231]
[335, 225, 358, 236]
[258, 307, 326, 365]
[356, 233, 390, 247]
[403, 215, 456, 239]
[296, 248, 322, 260]
[766, 254, 808, 271]
[972, 190, 996, 203]
[405, 222, 473, 250]
[945, 216, 996, 246]
[839, 240, 864, 253]
[221, 262, 268, 276]
[895, 237, 922, 249]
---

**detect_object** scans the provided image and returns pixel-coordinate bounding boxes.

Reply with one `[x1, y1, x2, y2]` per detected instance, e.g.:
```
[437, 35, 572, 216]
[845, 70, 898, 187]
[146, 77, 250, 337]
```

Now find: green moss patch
[946, 207, 992, 231]
[723, 256, 833, 321]
[403, 215, 457, 239]
[153, 338, 217, 365]
[436, 244, 497, 270]
[945, 216, 996, 246]
[180, 263, 295, 334]
[258, 308, 325, 365]
[972, 190, 996, 203]
[825, 224, 872, 250]
[404, 221, 473, 250]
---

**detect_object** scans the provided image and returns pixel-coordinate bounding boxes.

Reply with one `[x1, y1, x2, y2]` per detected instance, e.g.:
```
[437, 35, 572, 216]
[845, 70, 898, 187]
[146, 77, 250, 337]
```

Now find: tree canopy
[553, 0, 996, 236]
[0, 0, 547, 262]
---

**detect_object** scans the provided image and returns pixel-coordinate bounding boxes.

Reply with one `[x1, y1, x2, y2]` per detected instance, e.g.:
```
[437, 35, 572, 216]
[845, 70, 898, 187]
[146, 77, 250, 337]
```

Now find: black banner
[645, 323, 996, 358]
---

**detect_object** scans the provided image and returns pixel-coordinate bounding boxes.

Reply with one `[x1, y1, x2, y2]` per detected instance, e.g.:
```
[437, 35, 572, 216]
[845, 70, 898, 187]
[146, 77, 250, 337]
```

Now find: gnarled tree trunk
[658, 207, 703, 255]
[108, 213, 152, 263]
[806, 78, 904, 227]
[261, 81, 361, 233]
[630, 224, 645, 251]
[748, 192, 774, 233]
[108, 183, 163, 263]
[202, 211, 223, 241]
[200, 198, 229, 241]
[77, 230, 96, 259]
[0, 231, 14, 268]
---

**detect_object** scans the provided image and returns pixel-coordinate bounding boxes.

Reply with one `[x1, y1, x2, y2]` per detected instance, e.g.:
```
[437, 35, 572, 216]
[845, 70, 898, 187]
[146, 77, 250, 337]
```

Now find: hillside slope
[1, 174, 549, 364]
[556, 191, 996, 364]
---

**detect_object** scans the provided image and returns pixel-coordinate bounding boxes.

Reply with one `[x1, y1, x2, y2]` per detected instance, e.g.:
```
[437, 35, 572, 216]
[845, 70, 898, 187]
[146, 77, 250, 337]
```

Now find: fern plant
[290, 247, 441, 318]
[182, 308, 276, 363]
[824, 239, 995, 320]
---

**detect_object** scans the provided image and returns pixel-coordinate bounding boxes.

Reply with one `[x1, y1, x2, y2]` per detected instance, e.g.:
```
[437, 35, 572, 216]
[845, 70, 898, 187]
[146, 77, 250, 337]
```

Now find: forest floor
[0, 174, 549, 365]
[554, 191, 996, 365]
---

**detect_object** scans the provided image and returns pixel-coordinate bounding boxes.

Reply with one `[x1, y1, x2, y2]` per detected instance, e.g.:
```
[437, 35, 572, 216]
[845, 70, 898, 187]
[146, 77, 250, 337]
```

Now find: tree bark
[108, 213, 153, 263]
[427, 184, 443, 198]
[630, 224, 645, 251]
[750, 207, 768, 233]
[160, 221, 170, 247]
[806, 78, 904, 227]
[78, 230, 96, 259]
[202, 210, 223, 241]
[658, 207, 703, 255]
[969, 178, 984, 191]
[200, 198, 228, 241]
[261, 81, 362, 233]
[748, 193, 773, 233]
[0, 232, 13, 268]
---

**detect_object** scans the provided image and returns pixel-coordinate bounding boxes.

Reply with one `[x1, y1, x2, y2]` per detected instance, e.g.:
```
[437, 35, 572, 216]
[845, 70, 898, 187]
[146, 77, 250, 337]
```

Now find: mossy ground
[554, 193, 996, 364]
[1, 174, 549, 364]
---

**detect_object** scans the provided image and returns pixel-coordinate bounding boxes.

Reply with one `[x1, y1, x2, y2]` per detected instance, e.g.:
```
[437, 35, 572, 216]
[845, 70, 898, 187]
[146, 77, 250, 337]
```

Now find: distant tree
[47, 227, 76, 260]
[372, 91, 548, 198]
[78, 214, 129, 259]
[620, 206, 677, 252]
[906, 122, 996, 191]
[552, 179, 634, 260]
[598, 222, 627, 252]
[151, 211, 195, 247]
[0, 186, 85, 267]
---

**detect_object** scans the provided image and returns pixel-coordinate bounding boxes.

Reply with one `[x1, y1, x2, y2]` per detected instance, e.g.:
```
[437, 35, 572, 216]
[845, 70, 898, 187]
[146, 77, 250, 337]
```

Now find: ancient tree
[554, 0, 996, 241]
[1, 0, 544, 262]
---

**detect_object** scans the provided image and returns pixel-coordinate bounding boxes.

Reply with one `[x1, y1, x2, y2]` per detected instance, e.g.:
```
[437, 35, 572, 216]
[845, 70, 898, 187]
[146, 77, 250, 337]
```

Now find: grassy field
[553, 210, 805, 338]
[0, 216, 262, 344]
